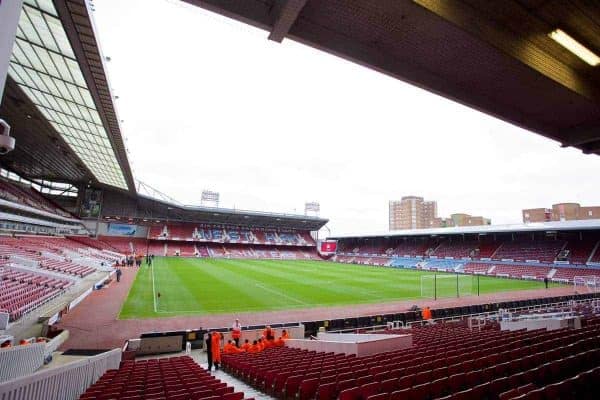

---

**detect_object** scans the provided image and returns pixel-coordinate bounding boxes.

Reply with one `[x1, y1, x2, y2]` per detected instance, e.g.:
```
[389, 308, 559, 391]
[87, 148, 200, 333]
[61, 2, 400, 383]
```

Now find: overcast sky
[92, 0, 600, 236]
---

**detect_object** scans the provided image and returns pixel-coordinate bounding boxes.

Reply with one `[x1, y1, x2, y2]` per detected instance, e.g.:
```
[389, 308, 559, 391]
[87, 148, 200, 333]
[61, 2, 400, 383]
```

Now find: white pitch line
[254, 282, 308, 305]
[151, 262, 157, 313]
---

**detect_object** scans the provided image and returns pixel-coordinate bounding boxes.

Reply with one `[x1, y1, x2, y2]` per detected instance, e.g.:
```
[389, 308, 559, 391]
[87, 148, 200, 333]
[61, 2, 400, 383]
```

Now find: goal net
[421, 274, 473, 299]
[573, 276, 600, 293]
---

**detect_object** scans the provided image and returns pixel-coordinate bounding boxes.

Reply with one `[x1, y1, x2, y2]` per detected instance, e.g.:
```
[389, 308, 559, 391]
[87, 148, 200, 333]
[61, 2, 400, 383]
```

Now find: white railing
[0, 348, 121, 400]
[0, 343, 45, 383]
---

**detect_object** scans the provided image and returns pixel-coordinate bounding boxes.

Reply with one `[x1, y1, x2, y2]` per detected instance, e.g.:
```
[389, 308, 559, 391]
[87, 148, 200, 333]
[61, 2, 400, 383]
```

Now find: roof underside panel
[0, 80, 90, 181]
[1, 0, 135, 192]
[184, 0, 600, 155]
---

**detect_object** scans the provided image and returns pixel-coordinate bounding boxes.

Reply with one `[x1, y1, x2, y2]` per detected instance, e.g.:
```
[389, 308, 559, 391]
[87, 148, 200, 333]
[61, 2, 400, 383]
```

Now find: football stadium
[1, 1, 600, 399]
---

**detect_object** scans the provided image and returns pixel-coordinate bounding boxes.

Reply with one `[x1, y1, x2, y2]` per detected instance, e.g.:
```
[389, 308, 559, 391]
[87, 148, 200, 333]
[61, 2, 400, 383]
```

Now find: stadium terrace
[0, 1, 600, 399]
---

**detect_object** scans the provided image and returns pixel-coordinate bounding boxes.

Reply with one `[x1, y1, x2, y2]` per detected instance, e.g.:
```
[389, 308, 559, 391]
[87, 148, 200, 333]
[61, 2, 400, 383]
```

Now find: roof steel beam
[268, 0, 308, 43]
[560, 124, 600, 150]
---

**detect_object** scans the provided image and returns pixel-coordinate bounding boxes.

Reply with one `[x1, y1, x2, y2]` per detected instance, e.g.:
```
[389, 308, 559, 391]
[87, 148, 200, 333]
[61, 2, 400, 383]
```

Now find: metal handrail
[325, 297, 599, 334]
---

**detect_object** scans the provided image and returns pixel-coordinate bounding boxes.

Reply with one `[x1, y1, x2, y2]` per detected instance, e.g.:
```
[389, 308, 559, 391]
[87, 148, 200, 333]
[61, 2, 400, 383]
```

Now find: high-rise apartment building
[389, 196, 437, 230]
[389, 197, 491, 230]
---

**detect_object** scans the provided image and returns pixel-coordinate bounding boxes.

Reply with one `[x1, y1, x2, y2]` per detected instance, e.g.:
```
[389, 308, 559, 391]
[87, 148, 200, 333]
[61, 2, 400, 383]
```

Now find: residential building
[523, 203, 600, 223]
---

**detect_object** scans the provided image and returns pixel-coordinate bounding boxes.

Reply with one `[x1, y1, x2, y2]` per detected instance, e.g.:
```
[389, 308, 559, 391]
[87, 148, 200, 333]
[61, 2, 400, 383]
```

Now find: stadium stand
[149, 223, 315, 247]
[389, 257, 421, 268]
[552, 267, 600, 282]
[589, 247, 600, 264]
[144, 241, 165, 257]
[490, 264, 552, 280]
[563, 239, 599, 265]
[332, 230, 600, 284]
[152, 224, 190, 240]
[464, 262, 494, 275]
[167, 242, 197, 257]
[356, 243, 387, 255]
[491, 240, 566, 263]
[2, 236, 115, 260]
[0, 268, 71, 321]
[97, 236, 148, 256]
[0, 178, 73, 219]
[196, 245, 210, 257]
[114, 223, 320, 260]
[221, 318, 600, 400]
[474, 241, 502, 259]
[366, 256, 391, 266]
[334, 255, 356, 264]
[343, 256, 387, 266]
[78, 356, 246, 400]
[420, 259, 465, 271]
[349, 238, 570, 264]
[431, 241, 477, 259]
[68, 236, 121, 253]
[389, 240, 434, 257]
[0, 236, 98, 277]
[460, 262, 600, 283]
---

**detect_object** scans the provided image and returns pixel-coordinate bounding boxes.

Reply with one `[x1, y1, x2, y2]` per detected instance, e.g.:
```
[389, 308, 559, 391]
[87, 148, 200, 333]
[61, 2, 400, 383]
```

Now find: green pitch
[118, 257, 557, 319]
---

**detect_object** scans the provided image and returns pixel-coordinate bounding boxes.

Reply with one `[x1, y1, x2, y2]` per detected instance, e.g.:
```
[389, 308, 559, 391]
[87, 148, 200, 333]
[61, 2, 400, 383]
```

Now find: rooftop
[329, 219, 600, 239]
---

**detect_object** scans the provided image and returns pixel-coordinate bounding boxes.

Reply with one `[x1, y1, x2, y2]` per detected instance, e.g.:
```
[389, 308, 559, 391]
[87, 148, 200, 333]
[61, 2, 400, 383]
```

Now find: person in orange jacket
[241, 339, 251, 352]
[262, 325, 275, 341]
[211, 332, 221, 369]
[247, 340, 261, 353]
[223, 340, 243, 354]
[422, 306, 432, 321]
[262, 340, 270, 350]
[274, 329, 290, 347]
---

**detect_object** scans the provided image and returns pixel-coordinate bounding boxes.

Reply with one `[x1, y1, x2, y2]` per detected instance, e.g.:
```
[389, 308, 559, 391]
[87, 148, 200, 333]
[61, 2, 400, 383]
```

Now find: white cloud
[93, 0, 600, 235]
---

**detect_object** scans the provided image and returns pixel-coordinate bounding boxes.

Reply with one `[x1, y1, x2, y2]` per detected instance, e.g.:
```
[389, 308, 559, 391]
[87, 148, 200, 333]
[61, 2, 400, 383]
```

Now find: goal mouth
[420, 273, 473, 299]
[573, 275, 600, 293]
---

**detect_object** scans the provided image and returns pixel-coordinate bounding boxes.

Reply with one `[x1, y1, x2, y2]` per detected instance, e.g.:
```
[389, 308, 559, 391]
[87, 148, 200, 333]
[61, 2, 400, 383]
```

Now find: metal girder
[581, 140, 600, 155]
[560, 124, 600, 148]
[268, 0, 308, 43]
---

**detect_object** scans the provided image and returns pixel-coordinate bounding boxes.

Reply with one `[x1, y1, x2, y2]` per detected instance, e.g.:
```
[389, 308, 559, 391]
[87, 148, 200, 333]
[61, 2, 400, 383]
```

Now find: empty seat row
[222, 319, 600, 400]
[79, 356, 248, 400]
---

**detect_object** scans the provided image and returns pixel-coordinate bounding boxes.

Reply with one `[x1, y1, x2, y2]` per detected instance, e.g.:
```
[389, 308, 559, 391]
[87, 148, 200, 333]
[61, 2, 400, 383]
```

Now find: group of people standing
[204, 319, 291, 371]
[114, 254, 154, 268]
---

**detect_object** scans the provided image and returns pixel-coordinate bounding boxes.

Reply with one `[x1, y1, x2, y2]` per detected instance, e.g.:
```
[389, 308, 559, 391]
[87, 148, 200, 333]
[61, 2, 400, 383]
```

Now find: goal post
[573, 276, 600, 293]
[420, 273, 474, 300]
[420, 274, 436, 299]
